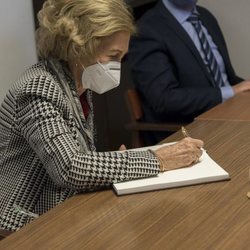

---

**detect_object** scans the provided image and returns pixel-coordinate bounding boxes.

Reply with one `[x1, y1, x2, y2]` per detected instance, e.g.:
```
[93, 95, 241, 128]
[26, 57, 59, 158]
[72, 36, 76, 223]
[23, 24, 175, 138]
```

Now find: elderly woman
[0, 0, 203, 232]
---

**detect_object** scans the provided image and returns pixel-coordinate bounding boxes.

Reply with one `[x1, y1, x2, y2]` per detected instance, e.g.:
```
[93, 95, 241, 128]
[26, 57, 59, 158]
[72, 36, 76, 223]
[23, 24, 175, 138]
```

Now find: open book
[113, 143, 230, 195]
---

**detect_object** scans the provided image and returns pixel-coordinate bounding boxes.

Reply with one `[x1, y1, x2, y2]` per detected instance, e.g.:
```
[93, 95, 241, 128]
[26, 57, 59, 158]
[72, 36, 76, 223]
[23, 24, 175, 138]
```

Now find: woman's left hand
[118, 144, 126, 151]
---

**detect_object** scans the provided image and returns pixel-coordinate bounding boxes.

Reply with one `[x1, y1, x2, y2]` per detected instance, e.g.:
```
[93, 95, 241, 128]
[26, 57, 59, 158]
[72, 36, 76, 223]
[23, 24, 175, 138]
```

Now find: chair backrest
[126, 89, 143, 122]
[125, 89, 145, 147]
[124, 88, 186, 147]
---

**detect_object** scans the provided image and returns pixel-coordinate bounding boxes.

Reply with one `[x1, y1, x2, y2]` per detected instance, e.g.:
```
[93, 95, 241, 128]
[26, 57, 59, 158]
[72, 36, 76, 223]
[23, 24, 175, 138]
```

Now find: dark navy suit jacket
[129, 0, 242, 126]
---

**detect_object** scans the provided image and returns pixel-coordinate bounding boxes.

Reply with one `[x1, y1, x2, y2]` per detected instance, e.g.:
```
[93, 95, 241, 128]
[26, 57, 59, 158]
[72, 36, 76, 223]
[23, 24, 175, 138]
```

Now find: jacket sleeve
[16, 76, 160, 191]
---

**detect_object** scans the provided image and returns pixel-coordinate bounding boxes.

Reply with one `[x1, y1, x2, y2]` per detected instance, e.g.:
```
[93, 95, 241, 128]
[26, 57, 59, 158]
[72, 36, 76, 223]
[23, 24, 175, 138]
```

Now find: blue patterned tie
[187, 12, 225, 87]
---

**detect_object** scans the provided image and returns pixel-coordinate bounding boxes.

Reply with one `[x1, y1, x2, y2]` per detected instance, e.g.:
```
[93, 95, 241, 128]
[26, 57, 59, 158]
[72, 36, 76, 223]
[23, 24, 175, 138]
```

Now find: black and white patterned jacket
[0, 59, 160, 231]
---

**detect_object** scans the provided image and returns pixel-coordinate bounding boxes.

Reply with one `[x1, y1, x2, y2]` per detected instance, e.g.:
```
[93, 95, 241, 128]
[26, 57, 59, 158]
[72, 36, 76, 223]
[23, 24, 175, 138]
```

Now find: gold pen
[181, 126, 190, 138]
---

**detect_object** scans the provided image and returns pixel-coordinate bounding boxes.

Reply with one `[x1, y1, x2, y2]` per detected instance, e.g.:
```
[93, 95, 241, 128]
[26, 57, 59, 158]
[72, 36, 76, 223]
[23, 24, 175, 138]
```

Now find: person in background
[0, 0, 203, 232]
[129, 0, 250, 144]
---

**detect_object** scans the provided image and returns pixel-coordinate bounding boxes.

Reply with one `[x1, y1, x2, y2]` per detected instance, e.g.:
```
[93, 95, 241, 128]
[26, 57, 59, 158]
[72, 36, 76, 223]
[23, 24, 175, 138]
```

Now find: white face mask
[81, 61, 121, 94]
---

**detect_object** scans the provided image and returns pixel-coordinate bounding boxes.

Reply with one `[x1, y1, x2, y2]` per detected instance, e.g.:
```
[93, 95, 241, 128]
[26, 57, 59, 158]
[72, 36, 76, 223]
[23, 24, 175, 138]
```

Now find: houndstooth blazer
[0, 59, 160, 231]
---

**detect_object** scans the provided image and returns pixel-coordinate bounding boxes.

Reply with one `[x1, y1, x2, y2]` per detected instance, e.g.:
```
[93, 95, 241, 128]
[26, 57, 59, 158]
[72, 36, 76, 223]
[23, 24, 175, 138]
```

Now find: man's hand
[233, 80, 250, 94]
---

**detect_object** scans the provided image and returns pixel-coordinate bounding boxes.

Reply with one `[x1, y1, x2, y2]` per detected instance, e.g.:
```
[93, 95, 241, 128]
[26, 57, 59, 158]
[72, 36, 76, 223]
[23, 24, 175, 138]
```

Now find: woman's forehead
[101, 31, 130, 52]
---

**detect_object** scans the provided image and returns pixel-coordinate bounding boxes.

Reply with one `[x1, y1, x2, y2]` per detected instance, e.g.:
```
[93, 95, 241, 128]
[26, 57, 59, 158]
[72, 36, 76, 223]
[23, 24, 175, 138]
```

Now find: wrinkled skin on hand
[153, 137, 204, 171]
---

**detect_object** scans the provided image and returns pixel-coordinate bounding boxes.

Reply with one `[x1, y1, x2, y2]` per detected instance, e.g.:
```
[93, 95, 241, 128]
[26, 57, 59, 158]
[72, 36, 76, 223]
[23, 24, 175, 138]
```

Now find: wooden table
[1, 120, 250, 249]
[196, 92, 250, 121]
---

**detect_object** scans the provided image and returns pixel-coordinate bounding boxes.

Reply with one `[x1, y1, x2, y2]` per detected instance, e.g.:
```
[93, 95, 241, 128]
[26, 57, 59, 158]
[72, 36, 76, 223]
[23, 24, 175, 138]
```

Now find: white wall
[0, 0, 37, 103]
[199, 0, 250, 79]
[0, 1, 249, 104]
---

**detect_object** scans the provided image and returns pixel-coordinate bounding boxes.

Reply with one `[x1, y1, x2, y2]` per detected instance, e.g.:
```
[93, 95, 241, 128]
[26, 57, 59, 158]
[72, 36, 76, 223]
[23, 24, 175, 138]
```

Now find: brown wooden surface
[196, 92, 250, 121]
[1, 120, 250, 249]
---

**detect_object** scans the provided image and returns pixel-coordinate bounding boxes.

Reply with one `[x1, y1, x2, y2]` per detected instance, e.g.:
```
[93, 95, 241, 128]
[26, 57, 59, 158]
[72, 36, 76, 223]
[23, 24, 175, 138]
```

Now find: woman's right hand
[152, 137, 204, 172]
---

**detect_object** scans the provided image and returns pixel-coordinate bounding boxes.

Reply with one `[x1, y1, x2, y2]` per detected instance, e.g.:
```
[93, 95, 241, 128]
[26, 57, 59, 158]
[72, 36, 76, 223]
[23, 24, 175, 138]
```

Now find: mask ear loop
[80, 63, 86, 71]
[80, 63, 90, 91]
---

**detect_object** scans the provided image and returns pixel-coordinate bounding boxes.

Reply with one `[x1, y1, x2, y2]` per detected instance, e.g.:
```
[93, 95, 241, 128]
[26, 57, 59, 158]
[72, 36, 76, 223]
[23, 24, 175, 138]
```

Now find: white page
[113, 143, 230, 195]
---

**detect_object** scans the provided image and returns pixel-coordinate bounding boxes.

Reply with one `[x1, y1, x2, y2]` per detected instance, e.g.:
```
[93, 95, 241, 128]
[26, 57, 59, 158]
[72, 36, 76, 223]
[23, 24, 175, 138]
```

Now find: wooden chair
[125, 89, 186, 148]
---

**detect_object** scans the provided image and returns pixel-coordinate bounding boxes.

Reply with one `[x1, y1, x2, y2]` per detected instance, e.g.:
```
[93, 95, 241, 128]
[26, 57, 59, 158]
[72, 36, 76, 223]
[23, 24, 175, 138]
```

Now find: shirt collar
[162, 0, 198, 24]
